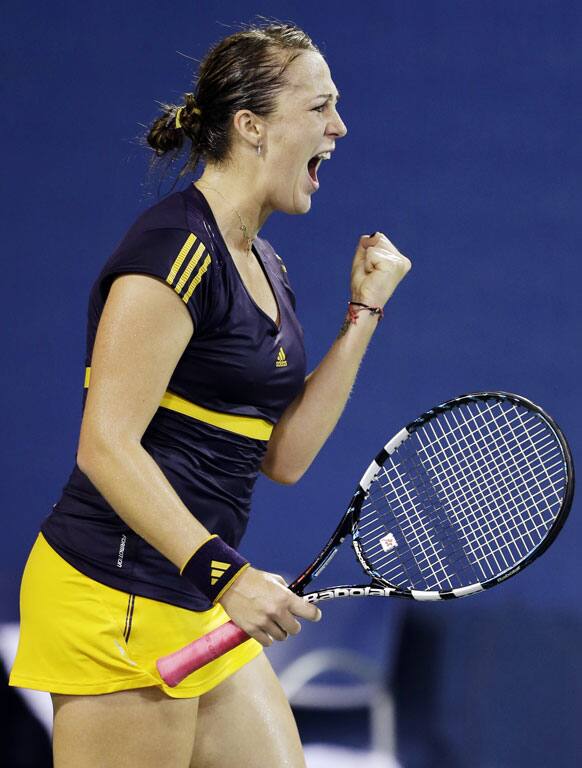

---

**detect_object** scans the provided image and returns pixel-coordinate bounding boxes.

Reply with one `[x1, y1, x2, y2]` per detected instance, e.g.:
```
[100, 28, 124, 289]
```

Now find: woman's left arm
[262, 232, 411, 484]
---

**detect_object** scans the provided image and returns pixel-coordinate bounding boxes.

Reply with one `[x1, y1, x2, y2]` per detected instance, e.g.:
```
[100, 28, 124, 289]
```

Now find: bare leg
[52, 687, 198, 768]
[192, 653, 306, 768]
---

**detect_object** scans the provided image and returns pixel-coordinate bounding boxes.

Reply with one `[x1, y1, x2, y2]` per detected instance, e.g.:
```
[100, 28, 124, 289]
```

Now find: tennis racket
[157, 391, 574, 686]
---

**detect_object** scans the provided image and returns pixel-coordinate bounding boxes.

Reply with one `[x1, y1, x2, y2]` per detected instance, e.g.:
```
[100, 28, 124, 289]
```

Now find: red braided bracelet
[347, 301, 384, 324]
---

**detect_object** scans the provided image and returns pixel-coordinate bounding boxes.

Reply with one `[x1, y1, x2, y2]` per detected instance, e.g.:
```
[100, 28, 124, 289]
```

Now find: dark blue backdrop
[2, 2, 580, 766]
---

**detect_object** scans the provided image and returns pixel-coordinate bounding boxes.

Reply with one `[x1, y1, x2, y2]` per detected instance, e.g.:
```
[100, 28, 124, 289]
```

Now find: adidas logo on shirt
[210, 560, 231, 585]
[275, 346, 288, 368]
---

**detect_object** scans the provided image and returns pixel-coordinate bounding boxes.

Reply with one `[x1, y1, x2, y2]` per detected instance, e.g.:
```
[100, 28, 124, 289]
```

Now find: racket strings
[429, 403, 562, 526]
[359, 455, 477, 591]
[362, 455, 462, 590]
[418, 410, 547, 577]
[422, 402, 564, 579]
[419, 404, 564, 570]
[356, 400, 567, 592]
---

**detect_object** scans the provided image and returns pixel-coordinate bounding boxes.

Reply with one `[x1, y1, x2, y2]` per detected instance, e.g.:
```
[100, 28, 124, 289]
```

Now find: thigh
[52, 687, 198, 768]
[192, 653, 306, 768]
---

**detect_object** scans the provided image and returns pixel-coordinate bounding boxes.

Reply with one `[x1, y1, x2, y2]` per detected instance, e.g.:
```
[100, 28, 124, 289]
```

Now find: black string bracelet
[347, 301, 384, 324]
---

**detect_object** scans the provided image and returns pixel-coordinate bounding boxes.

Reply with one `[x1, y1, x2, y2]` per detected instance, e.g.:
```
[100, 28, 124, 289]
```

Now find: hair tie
[175, 103, 202, 130]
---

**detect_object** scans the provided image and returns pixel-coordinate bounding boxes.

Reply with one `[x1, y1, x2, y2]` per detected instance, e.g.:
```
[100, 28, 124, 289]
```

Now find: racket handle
[156, 620, 249, 687]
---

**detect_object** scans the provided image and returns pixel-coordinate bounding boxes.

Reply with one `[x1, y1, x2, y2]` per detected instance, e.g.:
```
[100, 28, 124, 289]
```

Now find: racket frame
[293, 391, 574, 603]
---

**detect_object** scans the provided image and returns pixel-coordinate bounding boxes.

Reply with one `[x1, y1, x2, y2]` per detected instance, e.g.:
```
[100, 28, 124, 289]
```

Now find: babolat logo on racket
[210, 560, 231, 585]
[495, 566, 521, 583]
[304, 586, 394, 602]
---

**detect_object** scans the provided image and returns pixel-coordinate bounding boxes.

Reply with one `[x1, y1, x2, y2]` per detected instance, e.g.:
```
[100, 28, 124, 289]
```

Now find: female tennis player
[10, 21, 410, 768]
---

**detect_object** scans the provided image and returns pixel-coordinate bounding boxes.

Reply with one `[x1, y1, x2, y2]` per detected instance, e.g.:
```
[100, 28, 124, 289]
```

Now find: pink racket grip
[156, 620, 249, 687]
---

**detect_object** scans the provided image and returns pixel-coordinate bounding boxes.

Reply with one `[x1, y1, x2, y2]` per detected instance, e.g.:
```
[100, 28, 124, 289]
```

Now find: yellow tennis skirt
[9, 533, 262, 698]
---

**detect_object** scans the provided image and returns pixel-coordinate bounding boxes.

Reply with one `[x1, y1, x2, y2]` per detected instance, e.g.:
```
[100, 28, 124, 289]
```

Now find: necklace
[196, 182, 255, 257]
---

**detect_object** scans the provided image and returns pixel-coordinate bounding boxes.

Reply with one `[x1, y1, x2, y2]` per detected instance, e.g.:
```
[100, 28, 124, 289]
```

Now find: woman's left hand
[350, 232, 411, 308]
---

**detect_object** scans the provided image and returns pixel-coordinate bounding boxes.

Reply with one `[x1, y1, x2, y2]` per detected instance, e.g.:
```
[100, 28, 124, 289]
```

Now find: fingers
[252, 616, 301, 647]
[265, 616, 300, 642]
[256, 603, 319, 647]
[255, 592, 321, 647]
[258, 573, 321, 625]
[288, 592, 322, 623]
[361, 231, 397, 250]
[254, 628, 276, 647]
[261, 622, 287, 644]
[355, 233, 411, 275]
[369, 249, 411, 274]
[351, 230, 412, 307]
[248, 606, 316, 647]
[364, 232, 410, 265]
[267, 574, 321, 627]
[354, 231, 385, 258]
[251, 617, 297, 647]
[218, 567, 321, 647]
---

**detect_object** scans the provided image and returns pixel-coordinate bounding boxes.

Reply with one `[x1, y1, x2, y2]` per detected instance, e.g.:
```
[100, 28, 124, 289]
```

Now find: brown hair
[146, 22, 320, 176]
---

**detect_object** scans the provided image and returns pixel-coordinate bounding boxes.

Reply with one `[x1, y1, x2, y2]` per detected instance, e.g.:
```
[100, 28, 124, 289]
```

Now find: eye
[312, 103, 327, 113]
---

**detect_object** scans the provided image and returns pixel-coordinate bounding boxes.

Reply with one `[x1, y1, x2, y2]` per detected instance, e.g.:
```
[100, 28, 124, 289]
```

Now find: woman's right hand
[349, 232, 411, 309]
[218, 566, 321, 646]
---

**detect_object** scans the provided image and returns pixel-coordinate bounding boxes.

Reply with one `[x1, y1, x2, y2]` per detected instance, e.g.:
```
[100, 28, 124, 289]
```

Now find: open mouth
[307, 151, 331, 188]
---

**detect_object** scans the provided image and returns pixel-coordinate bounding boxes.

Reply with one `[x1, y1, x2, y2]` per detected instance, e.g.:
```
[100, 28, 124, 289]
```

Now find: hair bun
[146, 96, 202, 156]
[178, 93, 203, 135]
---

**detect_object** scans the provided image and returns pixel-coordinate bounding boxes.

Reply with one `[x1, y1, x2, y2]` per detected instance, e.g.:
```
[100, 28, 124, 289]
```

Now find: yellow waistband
[84, 367, 273, 441]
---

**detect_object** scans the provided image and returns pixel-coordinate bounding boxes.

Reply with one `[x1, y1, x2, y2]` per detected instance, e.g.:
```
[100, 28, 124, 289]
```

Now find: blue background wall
[2, 2, 580, 766]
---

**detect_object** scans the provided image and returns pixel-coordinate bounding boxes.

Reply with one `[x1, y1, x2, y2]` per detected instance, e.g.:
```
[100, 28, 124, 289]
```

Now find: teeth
[316, 152, 331, 160]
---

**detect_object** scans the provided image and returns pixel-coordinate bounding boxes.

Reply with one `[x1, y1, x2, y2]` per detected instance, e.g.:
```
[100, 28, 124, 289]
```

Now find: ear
[232, 109, 264, 152]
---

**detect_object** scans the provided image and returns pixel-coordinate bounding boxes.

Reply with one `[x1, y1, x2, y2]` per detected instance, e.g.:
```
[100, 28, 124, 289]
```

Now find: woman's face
[261, 51, 347, 216]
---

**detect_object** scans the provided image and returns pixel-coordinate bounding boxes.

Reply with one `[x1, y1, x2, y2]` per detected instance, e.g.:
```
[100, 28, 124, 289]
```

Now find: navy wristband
[181, 535, 250, 604]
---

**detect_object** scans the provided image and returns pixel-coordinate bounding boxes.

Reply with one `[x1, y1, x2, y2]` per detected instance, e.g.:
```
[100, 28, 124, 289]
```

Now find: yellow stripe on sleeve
[182, 254, 212, 305]
[175, 242, 206, 293]
[166, 234, 197, 286]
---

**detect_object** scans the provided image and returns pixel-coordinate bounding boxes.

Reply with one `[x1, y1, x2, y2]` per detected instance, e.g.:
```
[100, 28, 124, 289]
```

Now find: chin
[287, 191, 314, 216]
[272, 186, 314, 216]
[294, 198, 312, 215]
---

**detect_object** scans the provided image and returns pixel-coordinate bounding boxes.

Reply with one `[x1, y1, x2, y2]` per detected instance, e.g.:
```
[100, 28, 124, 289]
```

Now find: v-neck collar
[188, 184, 281, 331]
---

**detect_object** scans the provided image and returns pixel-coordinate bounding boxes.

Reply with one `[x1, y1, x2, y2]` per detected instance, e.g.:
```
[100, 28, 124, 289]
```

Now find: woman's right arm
[77, 273, 319, 644]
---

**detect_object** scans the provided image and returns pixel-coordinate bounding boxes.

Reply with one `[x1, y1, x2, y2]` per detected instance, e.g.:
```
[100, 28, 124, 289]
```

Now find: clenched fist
[350, 232, 411, 308]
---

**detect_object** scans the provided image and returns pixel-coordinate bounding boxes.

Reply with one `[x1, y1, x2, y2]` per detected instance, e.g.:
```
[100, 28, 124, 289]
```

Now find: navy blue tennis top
[41, 184, 307, 611]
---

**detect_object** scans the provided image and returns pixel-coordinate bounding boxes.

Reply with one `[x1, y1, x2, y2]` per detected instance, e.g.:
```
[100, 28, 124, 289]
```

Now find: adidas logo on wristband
[181, 535, 249, 603]
[210, 560, 231, 585]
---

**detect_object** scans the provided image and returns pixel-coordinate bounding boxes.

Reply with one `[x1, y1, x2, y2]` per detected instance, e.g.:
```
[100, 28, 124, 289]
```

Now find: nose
[328, 106, 347, 139]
